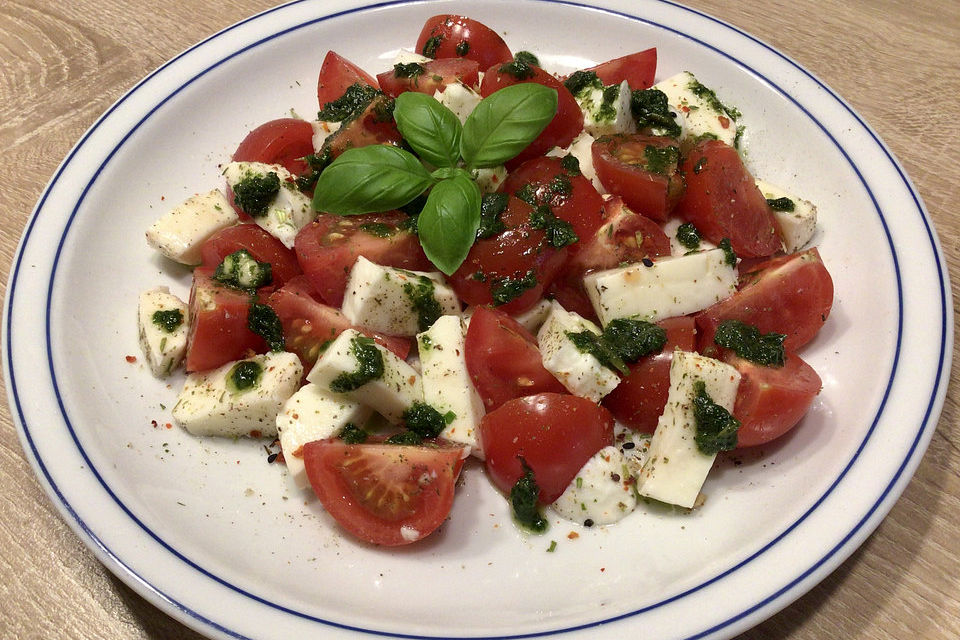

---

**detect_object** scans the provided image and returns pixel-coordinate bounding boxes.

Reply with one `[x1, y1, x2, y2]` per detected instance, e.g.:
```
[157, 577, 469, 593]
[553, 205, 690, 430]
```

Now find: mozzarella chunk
[173, 352, 302, 438]
[755, 179, 818, 253]
[573, 80, 636, 137]
[137, 287, 189, 378]
[635, 350, 740, 508]
[311, 120, 342, 152]
[583, 248, 738, 326]
[417, 315, 485, 455]
[537, 301, 620, 402]
[548, 131, 602, 191]
[222, 161, 315, 249]
[341, 256, 460, 336]
[392, 49, 432, 65]
[276, 383, 372, 489]
[145, 189, 237, 265]
[615, 422, 652, 474]
[552, 446, 637, 525]
[434, 82, 482, 124]
[470, 165, 507, 193]
[653, 71, 738, 146]
[663, 217, 717, 256]
[510, 298, 553, 334]
[306, 328, 422, 424]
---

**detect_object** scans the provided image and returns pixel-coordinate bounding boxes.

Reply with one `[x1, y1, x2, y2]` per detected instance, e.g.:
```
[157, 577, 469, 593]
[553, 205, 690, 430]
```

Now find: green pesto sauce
[529, 205, 579, 249]
[687, 77, 742, 120]
[714, 319, 786, 367]
[151, 308, 183, 333]
[560, 154, 581, 176]
[384, 430, 423, 445]
[548, 172, 572, 196]
[227, 360, 263, 394]
[513, 51, 540, 67]
[393, 62, 425, 79]
[330, 336, 384, 393]
[692, 380, 740, 455]
[630, 88, 682, 137]
[718, 238, 737, 267]
[455, 41, 470, 57]
[766, 196, 795, 212]
[498, 59, 535, 81]
[563, 70, 602, 97]
[597, 83, 621, 122]
[295, 147, 333, 192]
[317, 82, 379, 122]
[643, 144, 680, 175]
[359, 221, 397, 238]
[338, 422, 368, 444]
[421, 34, 443, 58]
[491, 270, 537, 306]
[514, 183, 537, 206]
[511, 464, 548, 533]
[402, 401, 446, 438]
[676, 222, 701, 249]
[477, 192, 509, 239]
[233, 171, 280, 218]
[602, 317, 667, 363]
[566, 329, 627, 375]
[214, 249, 272, 291]
[418, 334, 434, 351]
[247, 302, 285, 352]
[402, 276, 442, 332]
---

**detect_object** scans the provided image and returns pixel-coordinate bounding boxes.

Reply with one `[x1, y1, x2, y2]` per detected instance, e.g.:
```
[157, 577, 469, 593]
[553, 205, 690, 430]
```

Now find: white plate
[3, 1, 951, 638]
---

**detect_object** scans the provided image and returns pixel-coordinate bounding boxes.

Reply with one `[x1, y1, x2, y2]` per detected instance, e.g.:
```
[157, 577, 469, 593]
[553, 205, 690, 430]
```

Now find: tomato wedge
[415, 15, 513, 68]
[185, 268, 266, 372]
[480, 393, 615, 504]
[303, 439, 467, 546]
[232, 118, 315, 178]
[592, 134, 684, 222]
[377, 58, 480, 98]
[317, 51, 378, 107]
[200, 224, 302, 289]
[579, 48, 657, 90]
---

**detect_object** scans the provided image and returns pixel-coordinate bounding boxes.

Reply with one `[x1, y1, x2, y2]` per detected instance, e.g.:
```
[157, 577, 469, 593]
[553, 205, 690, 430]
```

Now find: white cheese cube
[755, 179, 818, 253]
[583, 248, 738, 326]
[662, 217, 717, 257]
[510, 298, 553, 334]
[635, 350, 741, 508]
[537, 301, 620, 402]
[306, 328, 422, 424]
[653, 71, 738, 146]
[548, 131, 602, 192]
[341, 256, 460, 336]
[311, 120, 342, 152]
[145, 189, 237, 265]
[392, 49, 432, 66]
[575, 80, 636, 137]
[222, 161, 315, 249]
[470, 165, 507, 193]
[173, 352, 303, 438]
[137, 287, 189, 378]
[552, 446, 637, 525]
[276, 383, 372, 489]
[435, 82, 482, 124]
[417, 315, 486, 455]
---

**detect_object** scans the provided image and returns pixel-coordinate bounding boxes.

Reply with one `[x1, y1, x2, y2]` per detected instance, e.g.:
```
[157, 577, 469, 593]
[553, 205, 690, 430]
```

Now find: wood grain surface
[1, 1, 957, 638]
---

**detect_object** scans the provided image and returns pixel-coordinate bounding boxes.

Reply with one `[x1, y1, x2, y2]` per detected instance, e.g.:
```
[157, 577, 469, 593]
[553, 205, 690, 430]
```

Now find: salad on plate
[138, 13, 833, 547]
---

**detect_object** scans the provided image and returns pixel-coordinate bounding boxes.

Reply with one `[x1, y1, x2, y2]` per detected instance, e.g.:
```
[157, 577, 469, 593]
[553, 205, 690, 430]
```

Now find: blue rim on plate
[4, 1, 950, 638]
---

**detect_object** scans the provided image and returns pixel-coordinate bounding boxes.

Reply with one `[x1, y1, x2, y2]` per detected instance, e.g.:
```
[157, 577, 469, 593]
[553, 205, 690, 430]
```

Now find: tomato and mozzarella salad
[138, 14, 834, 546]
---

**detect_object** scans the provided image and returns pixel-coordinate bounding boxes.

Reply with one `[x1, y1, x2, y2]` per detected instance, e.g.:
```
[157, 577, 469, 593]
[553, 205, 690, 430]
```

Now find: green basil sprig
[311, 83, 558, 275]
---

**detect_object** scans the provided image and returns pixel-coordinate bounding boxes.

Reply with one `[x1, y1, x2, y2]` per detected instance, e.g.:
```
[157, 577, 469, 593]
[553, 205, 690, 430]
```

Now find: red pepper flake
[250, 430, 262, 438]
[600, 567, 605, 572]
[150, 420, 158, 428]
[567, 531, 579, 540]
[125, 355, 137, 363]
[160, 195, 166, 201]
[165, 423, 173, 429]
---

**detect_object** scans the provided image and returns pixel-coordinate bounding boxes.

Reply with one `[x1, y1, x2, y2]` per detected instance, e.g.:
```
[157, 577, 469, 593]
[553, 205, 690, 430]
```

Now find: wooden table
[1, 1, 957, 638]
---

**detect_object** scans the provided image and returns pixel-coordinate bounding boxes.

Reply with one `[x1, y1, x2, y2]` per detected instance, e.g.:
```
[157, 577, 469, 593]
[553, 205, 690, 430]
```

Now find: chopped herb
[477, 192, 509, 239]
[247, 302, 285, 352]
[563, 70, 602, 97]
[455, 41, 470, 57]
[630, 88, 682, 137]
[692, 380, 740, 454]
[714, 320, 786, 366]
[384, 430, 423, 445]
[529, 205, 579, 248]
[338, 422, 368, 444]
[151, 309, 183, 333]
[734, 125, 746, 149]
[442, 410, 457, 424]
[393, 62, 425, 79]
[419, 334, 433, 351]
[511, 461, 548, 533]
[359, 222, 396, 238]
[766, 197, 795, 212]
[513, 51, 540, 66]
[214, 249, 272, 291]
[402, 276, 442, 331]
[546, 540, 558, 552]
[687, 77, 741, 120]
[643, 144, 679, 175]
[402, 402, 447, 438]
[330, 336, 384, 392]
[676, 222, 701, 249]
[317, 83, 380, 122]
[498, 59, 535, 80]
[227, 360, 262, 394]
[421, 34, 443, 58]
[718, 238, 737, 266]
[491, 270, 537, 306]
[560, 154, 581, 176]
[232, 171, 280, 217]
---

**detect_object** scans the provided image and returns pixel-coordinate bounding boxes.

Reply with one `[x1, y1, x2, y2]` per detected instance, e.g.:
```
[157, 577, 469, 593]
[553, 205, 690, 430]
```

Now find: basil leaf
[394, 92, 462, 169]
[431, 166, 472, 181]
[313, 145, 434, 215]
[417, 175, 481, 275]
[461, 83, 558, 169]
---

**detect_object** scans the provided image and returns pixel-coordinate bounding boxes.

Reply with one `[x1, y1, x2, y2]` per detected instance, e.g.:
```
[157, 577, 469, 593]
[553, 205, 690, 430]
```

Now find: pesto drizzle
[511, 461, 548, 533]
[402, 276, 442, 332]
[692, 380, 740, 455]
[714, 320, 786, 367]
[151, 309, 183, 333]
[330, 336, 384, 392]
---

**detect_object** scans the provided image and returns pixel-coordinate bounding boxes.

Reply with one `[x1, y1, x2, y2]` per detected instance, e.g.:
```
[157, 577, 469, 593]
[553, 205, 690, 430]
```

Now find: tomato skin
[480, 393, 615, 504]
[449, 195, 568, 315]
[480, 64, 583, 168]
[232, 118, 315, 178]
[580, 48, 657, 90]
[317, 51, 378, 107]
[592, 134, 684, 222]
[675, 139, 781, 257]
[185, 268, 266, 372]
[502, 156, 606, 245]
[601, 317, 696, 433]
[200, 224, 302, 289]
[724, 351, 822, 447]
[294, 211, 431, 308]
[303, 439, 466, 546]
[377, 58, 480, 98]
[696, 247, 834, 355]
[464, 306, 567, 412]
[415, 15, 513, 69]
[547, 195, 671, 321]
